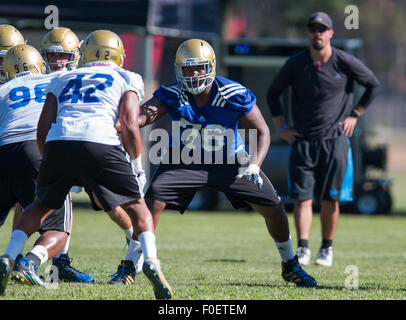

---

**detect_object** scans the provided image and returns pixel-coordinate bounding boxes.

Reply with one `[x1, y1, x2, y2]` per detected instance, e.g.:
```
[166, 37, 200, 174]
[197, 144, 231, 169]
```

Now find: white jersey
[46, 64, 144, 145]
[0, 73, 56, 146]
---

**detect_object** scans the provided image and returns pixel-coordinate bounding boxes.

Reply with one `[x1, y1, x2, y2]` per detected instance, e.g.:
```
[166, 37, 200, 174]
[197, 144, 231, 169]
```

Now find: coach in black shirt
[267, 12, 379, 267]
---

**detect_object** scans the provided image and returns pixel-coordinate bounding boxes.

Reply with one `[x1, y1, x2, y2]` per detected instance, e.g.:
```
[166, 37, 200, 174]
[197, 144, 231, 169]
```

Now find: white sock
[29, 245, 49, 266]
[123, 227, 134, 241]
[4, 229, 28, 260]
[125, 239, 143, 266]
[275, 237, 295, 263]
[138, 231, 157, 260]
[54, 235, 70, 258]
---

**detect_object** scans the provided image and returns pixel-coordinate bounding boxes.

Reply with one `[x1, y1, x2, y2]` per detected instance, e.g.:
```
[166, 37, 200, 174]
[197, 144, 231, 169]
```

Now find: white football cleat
[314, 247, 333, 267]
[296, 247, 311, 266]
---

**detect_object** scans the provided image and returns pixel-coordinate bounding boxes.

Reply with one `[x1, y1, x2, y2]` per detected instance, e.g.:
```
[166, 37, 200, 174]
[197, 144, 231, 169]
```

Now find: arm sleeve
[124, 72, 145, 102]
[266, 58, 293, 117]
[227, 87, 257, 116]
[347, 55, 380, 109]
[152, 83, 180, 109]
[45, 75, 59, 96]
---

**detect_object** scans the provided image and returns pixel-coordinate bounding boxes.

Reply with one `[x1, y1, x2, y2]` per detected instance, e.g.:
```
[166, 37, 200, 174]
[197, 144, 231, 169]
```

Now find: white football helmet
[174, 39, 216, 95]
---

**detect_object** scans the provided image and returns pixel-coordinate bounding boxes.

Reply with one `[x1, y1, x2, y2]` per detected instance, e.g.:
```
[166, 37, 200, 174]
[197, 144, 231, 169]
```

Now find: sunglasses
[308, 25, 329, 33]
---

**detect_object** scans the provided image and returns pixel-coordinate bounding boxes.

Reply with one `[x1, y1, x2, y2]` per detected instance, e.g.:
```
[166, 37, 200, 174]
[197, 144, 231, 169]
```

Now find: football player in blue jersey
[136, 39, 317, 288]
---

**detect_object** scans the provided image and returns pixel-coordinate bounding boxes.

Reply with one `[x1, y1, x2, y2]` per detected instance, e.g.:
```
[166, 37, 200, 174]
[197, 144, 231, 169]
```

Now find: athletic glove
[131, 155, 147, 191]
[236, 163, 263, 189]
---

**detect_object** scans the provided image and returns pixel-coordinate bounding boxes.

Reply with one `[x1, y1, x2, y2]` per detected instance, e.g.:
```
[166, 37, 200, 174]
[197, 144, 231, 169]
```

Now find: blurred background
[1, 0, 404, 214]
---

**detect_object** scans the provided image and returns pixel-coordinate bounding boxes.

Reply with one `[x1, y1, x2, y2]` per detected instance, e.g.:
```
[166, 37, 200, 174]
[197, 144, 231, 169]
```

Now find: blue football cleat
[12, 256, 46, 287]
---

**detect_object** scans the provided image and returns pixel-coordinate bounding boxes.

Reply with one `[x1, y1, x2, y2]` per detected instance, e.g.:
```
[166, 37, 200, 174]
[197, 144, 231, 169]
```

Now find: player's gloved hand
[131, 155, 147, 191]
[236, 163, 263, 189]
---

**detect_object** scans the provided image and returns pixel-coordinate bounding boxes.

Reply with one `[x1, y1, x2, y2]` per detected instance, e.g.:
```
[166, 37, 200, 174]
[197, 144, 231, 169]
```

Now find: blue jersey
[153, 76, 256, 161]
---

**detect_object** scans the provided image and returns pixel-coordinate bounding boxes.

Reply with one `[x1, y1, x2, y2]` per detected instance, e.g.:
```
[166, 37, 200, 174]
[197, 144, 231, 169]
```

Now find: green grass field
[1, 200, 405, 301]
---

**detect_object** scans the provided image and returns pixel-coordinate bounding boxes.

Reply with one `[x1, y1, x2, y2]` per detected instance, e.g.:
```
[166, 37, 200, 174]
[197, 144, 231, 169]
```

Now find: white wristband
[131, 155, 144, 173]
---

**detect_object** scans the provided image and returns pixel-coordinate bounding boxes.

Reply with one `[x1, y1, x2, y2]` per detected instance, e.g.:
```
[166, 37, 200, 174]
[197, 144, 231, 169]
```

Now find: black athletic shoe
[52, 254, 95, 283]
[108, 260, 136, 285]
[0, 255, 15, 295]
[282, 255, 317, 287]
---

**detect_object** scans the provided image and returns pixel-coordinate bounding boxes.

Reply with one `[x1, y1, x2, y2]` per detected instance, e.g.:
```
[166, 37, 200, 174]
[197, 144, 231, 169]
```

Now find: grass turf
[1, 204, 405, 301]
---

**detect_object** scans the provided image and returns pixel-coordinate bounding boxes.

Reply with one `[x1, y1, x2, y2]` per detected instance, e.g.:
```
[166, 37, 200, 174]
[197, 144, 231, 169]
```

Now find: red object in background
[225, 11, 246, 40]
[153, 34, 164, 76]
[120, 32, 138, 70]
[120, 32, 164, 78]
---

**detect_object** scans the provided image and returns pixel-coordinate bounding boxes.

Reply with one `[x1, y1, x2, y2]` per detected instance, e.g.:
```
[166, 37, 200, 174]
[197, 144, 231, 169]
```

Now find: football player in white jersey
[41, 27, 141, 278]
[0, 44, 78, 291]
[0, 25, 27, 232]
[41, 27, 144, 282]
[0, 30, 172, 299]
[9, 27, 95, 285]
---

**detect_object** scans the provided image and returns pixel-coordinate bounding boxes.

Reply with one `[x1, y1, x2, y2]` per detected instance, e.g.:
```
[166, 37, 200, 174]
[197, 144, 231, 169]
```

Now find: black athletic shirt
[267, 47, 380, 138]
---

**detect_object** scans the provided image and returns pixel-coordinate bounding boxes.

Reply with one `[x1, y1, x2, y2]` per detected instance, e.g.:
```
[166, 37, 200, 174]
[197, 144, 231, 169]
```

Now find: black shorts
[288, 135, 353, 202]
[145, 154, 283, 213]
[36, 141, 143, 212]
[84, 186, 103, 211]
[0, 141, 72, 233]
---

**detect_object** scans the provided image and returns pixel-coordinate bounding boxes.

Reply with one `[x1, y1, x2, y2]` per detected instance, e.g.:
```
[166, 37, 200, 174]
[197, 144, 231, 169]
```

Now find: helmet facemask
[175, 59, 214, 95]
[42, 46, 80, 72]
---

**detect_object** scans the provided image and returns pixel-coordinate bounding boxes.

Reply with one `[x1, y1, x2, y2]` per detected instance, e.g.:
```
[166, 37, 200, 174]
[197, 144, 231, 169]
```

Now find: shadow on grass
[204, 259, 246, 263]
[225, 282, 406, 292]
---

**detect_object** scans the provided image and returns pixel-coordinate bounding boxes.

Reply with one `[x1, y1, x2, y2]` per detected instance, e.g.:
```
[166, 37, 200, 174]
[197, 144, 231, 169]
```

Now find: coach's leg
[313, 200, 338, 267]
[320, 200, 339, 243]
[293, 199, 313, 244]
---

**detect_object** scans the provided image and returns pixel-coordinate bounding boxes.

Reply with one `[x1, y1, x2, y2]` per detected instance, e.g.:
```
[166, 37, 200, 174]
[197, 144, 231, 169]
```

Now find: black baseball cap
[307, 12, 333, 29]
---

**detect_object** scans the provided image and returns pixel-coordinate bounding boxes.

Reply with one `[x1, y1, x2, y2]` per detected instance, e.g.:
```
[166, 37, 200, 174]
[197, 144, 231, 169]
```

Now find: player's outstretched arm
[138, 96, 168, 128]
[119, 91, 142, 160]
[238, 104, 270, 167]
[37, 92, 58, 156]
